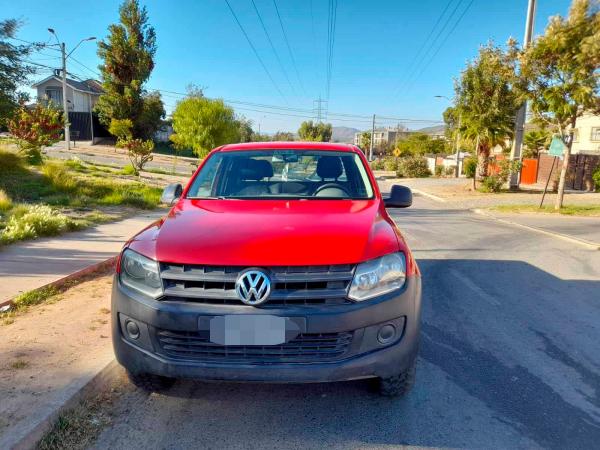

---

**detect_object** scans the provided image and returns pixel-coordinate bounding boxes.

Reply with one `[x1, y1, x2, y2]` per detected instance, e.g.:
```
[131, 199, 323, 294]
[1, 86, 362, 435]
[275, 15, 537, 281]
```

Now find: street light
[435, 95, 461, 178]
[47, 29, 96, 150]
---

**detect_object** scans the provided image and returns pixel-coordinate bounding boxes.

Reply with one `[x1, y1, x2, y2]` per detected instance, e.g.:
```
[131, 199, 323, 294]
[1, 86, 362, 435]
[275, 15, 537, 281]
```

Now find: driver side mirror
[384, 185, 412, 208]
[160, 183, 183, 205]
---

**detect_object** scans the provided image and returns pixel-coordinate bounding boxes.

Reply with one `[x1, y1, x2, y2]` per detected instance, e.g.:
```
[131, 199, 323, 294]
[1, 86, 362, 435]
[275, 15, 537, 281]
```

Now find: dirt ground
[0, 275, 114, 440]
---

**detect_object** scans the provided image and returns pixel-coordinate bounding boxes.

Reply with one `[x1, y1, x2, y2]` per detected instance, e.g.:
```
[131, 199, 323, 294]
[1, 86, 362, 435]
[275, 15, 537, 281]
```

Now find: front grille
[159, 264, 354, 306]
[156, 329, 353, 363]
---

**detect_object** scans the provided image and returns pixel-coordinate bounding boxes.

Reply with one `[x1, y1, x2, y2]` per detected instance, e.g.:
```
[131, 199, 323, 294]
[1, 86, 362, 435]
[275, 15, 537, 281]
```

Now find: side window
[190, 156, 221, 197]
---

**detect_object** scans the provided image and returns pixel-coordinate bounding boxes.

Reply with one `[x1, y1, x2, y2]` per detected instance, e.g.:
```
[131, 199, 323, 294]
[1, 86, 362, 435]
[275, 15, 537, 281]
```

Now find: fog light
[125, 319, 140, 340]
[377, 324, 396, 344]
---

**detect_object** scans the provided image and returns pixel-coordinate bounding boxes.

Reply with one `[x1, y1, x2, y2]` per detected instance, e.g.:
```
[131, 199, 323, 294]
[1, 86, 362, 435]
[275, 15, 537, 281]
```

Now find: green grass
[491, 204, 600, 216]
[0, 147, 162, 246]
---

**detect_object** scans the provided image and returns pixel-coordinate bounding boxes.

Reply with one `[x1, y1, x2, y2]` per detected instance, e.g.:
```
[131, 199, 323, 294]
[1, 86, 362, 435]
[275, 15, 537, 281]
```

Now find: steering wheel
[313, 183, 351, 198]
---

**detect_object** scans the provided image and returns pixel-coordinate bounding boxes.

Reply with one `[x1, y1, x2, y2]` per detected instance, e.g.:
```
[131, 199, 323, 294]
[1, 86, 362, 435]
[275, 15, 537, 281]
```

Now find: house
[33, 75, 103, 113]
[572, 113, 600, 155]
[32, 75, 104, 141]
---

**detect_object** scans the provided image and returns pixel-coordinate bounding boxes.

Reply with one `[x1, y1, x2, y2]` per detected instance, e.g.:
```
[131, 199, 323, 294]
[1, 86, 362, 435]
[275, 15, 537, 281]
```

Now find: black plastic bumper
[111, 275, 421, 383]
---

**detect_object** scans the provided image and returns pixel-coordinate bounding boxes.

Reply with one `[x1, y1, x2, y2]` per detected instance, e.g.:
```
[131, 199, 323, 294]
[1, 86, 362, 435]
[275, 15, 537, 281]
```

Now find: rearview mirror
[384, 185, 412, 208]
[160, 183, 183, 205]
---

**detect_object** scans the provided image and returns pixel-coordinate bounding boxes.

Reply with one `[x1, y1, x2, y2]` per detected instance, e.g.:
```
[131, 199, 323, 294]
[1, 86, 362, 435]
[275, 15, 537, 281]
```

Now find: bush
[397, 156, 430, 178]
[121, 139, 154, 175]
[121, 164, 137, 175]
[8, 104, 62, 164]
[383, 158, 398, 172]
[0, 189, 12, 212]
[445, 166, 455, 176]
[480, 175, 504, 193]
[0, 204, 77, 244]
[434, 165, 443, 177]
[463, 158, 477, 178]
[593, 166, 600, 192]
[370, 159, 385, 170]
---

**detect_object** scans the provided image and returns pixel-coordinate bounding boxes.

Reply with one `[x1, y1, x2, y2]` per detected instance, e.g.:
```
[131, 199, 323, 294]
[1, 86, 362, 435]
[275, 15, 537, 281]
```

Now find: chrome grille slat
[159, 264, 355, 306]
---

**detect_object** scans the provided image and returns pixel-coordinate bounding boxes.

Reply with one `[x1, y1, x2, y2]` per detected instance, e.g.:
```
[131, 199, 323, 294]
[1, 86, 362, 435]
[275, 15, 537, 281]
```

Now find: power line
[393, 0, 455, 96]
[401, 0, 474, 96]
[272, 0, 307, 97]
[325, 0, 338, 103]
[396, 0, 467, 98]
[250, 0, 296, 95]
[70, 56, 100, 78]
[224, 0, 288, 103]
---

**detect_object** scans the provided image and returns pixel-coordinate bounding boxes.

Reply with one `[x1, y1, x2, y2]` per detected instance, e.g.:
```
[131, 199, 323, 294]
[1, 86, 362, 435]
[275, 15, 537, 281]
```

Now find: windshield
[186, 150, 374, 200]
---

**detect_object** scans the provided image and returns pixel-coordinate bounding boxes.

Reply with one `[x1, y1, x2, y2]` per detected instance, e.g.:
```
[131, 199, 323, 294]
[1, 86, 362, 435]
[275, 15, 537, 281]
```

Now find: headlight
[119, 249, 163, 298]
[348, 253, 406, 301]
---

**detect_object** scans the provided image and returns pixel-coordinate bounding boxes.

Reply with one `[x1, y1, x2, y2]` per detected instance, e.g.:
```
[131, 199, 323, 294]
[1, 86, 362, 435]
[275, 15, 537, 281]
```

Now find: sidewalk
[476, 209, 600, 249]
[0, 210, 165, 304]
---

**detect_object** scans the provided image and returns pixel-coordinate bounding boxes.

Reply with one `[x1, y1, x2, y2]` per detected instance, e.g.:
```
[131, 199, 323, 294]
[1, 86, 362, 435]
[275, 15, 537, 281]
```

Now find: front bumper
[111, 276, 421, 383]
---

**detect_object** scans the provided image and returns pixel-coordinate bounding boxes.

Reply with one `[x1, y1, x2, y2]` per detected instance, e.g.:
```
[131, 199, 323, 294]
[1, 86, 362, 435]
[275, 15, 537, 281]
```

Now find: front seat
[316, 156, 343, 181]
[235, 159, 273, 196]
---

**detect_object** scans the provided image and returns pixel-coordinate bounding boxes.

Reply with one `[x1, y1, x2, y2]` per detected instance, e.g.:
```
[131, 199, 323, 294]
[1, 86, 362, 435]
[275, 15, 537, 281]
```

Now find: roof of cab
[218, 141, 359, 152]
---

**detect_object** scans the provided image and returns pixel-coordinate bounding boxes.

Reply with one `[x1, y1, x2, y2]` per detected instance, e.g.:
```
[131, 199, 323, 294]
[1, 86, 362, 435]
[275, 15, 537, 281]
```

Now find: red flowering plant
[8, 103, 63, 164]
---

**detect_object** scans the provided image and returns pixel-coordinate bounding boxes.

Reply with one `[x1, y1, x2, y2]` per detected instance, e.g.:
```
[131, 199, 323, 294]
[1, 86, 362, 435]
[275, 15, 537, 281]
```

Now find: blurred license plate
[210, 315, 286, 346]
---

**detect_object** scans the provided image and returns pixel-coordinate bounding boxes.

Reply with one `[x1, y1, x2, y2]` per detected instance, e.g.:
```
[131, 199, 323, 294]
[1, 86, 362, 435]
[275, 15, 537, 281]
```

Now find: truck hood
[128, 199, 400, 266]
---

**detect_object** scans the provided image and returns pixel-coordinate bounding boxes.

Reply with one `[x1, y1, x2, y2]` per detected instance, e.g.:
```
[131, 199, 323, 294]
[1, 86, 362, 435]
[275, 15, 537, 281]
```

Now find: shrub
[445, 166, 455, 176]
[434, 166, 443, 177]
[397, 156, 430, 178]
[463, 158, 477, 178]
[370, 159, 384, 170]
[480, 175, 504, 193]
[0, 189, 12, 212]
[42, 162, 77, 192]
[383, 158, 398, 172]
[121, 164, 137, 175]
[8, 104, 62, 164]
[593, 166, 600, 192]
[0, 205, 76, 244]
[120, 139, 154, 175]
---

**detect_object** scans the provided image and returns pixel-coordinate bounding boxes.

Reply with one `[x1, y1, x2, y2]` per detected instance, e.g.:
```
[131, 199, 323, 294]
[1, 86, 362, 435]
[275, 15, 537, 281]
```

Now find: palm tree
[455, 43, 520, 178]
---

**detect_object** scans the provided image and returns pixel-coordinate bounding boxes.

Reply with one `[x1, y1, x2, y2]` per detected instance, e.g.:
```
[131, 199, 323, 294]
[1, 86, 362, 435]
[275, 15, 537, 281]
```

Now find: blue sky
[3, 0, 572, 132]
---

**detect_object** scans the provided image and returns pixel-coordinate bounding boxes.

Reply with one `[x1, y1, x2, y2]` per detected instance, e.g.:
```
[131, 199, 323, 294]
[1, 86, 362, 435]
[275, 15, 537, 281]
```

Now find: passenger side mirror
[384, 185, 412, 208]
[160, 183, 183, 205]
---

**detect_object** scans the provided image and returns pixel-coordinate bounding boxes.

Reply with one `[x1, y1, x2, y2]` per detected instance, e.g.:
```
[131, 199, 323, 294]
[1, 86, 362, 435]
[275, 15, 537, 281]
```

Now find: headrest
[316, 156, 343, 179]
[239, 158, 273, 181]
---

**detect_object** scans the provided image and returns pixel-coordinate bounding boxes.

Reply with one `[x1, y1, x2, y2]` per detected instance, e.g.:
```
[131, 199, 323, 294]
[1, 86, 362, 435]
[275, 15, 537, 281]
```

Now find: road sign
[548, 137, 566, 157]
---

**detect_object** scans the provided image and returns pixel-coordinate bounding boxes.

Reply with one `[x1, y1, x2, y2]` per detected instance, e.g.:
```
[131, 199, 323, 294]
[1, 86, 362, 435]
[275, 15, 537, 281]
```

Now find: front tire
[377, 359, 416, 397]
[127, 371, 176, 392]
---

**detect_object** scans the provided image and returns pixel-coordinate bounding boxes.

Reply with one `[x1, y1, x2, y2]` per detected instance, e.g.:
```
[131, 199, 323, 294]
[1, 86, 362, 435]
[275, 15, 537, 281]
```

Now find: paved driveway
[93, 194, 600, 449]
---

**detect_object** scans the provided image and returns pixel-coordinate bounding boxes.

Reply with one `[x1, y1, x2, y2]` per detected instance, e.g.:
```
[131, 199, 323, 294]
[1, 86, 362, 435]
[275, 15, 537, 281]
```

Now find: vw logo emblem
[235, 270, 271, 305]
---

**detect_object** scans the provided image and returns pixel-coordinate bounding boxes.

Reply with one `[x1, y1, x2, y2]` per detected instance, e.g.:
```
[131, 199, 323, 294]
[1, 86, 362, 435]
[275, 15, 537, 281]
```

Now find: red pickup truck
[112, 142, 421, 396]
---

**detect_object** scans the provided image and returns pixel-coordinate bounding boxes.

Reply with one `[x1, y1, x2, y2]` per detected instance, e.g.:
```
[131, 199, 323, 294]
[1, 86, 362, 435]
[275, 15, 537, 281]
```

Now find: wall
[572, 114, 600, 155]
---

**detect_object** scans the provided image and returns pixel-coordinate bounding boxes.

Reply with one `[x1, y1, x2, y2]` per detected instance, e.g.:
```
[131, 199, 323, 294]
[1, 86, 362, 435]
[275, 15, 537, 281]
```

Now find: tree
[272, 131, 295, 141]
[122, 138, 154, 175]
[519, 0, 600, 209]
[523, 129, 551, 158]
[8, 104, 62, 163]
[359, 131, 371, 152]
[455, 42, 520, 178]
[95, 0, 164, 139]
[0, 19, 35, 128]
[170, 94, 240, 158]
[297, 121, 332, 142]
[237, 116, 254, 142]
[394, 133, 450, 156]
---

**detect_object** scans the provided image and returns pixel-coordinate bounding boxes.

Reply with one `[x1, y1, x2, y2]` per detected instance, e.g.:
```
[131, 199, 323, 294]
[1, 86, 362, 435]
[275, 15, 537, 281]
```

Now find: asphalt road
[93, 195, 600, 450]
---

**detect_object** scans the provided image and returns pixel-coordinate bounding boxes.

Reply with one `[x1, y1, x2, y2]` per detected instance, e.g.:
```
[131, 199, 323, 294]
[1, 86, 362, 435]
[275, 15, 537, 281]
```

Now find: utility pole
[313, 96, 327, 123]
[508, 0, 537, 189]
[59, 42, 70, 149]
[369, 114, 375, 161]
[47, 29, 96, 151]
[454, 113, 462, 177]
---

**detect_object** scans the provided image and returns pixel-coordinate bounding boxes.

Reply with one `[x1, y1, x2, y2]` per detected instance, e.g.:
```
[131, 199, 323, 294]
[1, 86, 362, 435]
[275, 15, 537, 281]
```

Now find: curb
[0, 256, 117, 310]
[412, 189, 446, 203]
[10, 360, 123, 450]
[472, 209, 600, 251]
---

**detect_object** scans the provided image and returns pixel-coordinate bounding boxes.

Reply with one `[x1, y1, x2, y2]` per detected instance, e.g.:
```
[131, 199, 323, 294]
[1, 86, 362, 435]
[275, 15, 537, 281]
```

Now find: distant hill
[416, 124, 446, 135]
[332, 126, 359, 143]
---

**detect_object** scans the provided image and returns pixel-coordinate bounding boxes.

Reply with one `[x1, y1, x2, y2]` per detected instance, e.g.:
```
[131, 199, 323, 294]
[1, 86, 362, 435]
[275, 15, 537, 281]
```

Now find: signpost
[540, 137, 566, 208]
